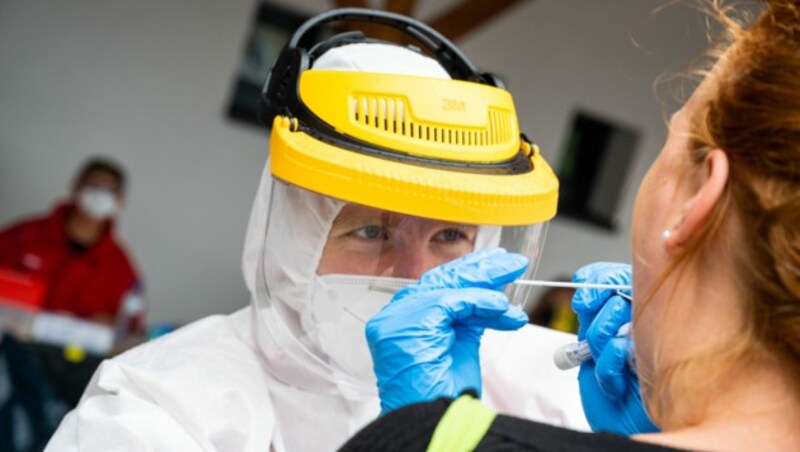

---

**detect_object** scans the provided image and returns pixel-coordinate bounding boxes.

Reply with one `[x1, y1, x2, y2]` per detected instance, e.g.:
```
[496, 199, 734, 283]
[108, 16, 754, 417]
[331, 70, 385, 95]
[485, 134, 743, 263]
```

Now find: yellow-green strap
[427, 396, 497, 452]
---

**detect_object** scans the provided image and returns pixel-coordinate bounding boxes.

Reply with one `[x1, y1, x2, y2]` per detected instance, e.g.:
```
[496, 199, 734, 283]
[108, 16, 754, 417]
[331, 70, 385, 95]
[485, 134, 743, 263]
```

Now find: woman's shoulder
[340, 397, 686, 452]
[484, 413, 685, 452]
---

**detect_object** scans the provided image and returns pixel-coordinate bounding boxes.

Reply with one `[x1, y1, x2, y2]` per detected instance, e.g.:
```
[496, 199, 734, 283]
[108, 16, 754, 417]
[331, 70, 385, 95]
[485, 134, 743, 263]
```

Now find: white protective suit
[46, 44, 588, 452]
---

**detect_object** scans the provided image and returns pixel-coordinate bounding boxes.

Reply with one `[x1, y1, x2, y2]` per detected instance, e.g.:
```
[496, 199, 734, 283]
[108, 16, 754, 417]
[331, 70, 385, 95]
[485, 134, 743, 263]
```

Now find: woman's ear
[664, 149, 729, 252]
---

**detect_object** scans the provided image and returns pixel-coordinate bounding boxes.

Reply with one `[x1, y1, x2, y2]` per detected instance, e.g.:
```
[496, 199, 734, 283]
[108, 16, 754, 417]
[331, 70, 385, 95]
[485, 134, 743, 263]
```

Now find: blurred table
[0, 301, 112, 408]
[21, 341, 105, 408]
[0, 278, 115, 450]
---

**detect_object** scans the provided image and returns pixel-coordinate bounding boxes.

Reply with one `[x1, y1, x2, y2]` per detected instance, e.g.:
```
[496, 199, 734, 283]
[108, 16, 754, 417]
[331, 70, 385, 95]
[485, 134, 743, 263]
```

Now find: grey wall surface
[0, 0, 709, 324]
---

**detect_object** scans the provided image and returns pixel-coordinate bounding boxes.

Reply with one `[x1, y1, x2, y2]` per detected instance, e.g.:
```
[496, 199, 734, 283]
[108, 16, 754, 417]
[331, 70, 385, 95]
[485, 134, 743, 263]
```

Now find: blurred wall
[0, 0, 709, 324]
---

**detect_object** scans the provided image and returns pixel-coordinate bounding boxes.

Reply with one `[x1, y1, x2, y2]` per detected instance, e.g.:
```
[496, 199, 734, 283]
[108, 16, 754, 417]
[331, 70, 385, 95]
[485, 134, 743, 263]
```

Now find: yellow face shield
[252, 8, 562, 397]
[270, 70, 559, 226]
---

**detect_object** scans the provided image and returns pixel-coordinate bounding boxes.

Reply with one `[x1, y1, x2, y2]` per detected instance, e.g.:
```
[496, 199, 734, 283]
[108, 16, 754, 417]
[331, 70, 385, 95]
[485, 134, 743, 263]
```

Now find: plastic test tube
[549, 290, 633, 370]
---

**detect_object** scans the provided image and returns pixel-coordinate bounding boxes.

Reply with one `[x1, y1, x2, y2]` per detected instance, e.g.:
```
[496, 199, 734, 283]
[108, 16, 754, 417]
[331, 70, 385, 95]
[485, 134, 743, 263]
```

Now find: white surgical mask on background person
[77, 187, 119, 220]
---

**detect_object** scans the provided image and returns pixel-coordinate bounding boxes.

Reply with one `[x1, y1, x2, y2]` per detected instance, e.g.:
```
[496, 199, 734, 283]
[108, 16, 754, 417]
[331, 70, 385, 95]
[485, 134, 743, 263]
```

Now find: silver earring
[662, 229, 671, 240]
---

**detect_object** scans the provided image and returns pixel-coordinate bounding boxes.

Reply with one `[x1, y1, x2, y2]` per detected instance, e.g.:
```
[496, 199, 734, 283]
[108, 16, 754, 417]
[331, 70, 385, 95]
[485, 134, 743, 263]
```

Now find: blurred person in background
[0, 157, 145, 343]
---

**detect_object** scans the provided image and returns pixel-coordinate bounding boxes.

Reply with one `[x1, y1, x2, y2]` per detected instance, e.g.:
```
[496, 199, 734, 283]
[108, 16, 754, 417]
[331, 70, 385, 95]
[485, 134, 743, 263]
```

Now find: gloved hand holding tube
[571, 262, 659, 435]
[366, 248, 529, 414]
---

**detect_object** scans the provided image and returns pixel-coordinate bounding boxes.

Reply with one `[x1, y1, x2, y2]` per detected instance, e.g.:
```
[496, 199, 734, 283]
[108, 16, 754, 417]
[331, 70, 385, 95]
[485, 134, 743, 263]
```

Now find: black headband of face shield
[259, 7, 533, 176]
[260, 7, 506, 126]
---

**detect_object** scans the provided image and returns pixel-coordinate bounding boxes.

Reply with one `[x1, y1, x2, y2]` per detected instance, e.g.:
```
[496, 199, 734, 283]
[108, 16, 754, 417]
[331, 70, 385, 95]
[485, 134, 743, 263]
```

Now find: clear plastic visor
[253, 179, 548, 398]
[318, 200, 547, 303]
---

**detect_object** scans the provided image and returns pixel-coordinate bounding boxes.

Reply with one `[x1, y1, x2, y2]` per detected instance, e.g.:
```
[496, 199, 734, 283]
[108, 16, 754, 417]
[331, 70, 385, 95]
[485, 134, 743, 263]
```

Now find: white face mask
[77, 187, 119, 220]
[305, 275, 398, 387]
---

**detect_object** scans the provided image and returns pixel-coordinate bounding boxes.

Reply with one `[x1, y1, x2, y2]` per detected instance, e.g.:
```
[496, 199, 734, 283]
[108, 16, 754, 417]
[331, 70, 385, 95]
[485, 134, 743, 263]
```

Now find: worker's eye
[433, 226, 476, 243]
[349, 225, 388, 241]
[429, 225, 478, 260]
[434, 228, 469, 243]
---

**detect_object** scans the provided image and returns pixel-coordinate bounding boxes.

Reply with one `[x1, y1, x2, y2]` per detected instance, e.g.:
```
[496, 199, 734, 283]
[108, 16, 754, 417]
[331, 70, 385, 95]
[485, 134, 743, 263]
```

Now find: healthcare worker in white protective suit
[47, 8, 588, 451]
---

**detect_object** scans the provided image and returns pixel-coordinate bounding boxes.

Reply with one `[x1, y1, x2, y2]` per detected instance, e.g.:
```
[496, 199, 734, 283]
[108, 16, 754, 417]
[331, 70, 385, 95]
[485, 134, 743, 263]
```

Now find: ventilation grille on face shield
[349, 95, 513, 147]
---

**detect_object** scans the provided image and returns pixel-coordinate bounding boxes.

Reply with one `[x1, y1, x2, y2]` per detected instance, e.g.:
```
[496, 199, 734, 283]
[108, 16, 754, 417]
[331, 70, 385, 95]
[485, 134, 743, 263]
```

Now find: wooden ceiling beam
[333, 0, 415, 14]
[333, 0, 368, 7]
[429, 0, 528, 42]
[331, 0, 419, 44]
[385, 0, 416, 16]
[331, 0, 526, 45]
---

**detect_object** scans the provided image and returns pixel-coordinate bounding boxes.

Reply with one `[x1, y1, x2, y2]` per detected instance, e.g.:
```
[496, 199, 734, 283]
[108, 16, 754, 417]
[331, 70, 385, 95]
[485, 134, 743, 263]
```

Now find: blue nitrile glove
[366, 248, 529, 414]
[572, 262, 659, 435]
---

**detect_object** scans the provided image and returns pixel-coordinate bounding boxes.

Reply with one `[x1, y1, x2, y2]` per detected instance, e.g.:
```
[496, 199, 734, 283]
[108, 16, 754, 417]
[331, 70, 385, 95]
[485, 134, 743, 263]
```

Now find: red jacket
[0, 203, 142, 324]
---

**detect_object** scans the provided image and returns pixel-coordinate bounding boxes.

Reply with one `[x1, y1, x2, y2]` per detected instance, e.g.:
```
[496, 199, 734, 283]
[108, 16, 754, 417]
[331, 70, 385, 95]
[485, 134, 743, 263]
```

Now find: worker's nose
[390, 241, 431, 280]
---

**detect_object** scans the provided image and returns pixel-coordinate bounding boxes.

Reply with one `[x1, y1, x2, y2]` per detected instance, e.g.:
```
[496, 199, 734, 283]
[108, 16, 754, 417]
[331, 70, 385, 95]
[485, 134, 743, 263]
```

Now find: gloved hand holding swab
[335, 273, 634, 371]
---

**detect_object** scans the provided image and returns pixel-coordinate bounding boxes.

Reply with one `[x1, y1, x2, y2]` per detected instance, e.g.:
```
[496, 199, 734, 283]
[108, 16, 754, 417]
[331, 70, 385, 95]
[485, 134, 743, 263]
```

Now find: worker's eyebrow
[330, 204, 387, 231]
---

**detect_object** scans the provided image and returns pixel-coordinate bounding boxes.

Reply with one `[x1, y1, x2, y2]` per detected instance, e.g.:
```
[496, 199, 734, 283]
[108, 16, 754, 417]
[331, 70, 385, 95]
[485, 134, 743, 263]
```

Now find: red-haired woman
[344, 1, 800, 450]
